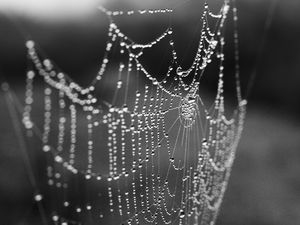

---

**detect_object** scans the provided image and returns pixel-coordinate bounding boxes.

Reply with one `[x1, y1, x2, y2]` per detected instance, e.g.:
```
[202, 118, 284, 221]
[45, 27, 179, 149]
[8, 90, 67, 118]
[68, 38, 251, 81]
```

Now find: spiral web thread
[22, 0, 247, 224]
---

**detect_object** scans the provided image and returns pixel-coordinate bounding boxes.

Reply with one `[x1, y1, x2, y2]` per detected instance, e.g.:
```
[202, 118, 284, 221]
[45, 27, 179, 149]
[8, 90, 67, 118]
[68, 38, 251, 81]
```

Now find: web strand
[17, 1, 247, 224]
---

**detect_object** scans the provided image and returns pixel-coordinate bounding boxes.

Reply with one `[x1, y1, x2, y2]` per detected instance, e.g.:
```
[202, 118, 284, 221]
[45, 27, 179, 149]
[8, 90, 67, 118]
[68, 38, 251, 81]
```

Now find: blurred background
[0, 0, 300, 225]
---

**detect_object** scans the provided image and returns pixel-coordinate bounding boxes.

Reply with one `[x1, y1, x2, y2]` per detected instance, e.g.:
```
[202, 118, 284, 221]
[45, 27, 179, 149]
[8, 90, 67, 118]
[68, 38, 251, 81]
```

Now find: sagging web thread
[22, 0, 247, 224]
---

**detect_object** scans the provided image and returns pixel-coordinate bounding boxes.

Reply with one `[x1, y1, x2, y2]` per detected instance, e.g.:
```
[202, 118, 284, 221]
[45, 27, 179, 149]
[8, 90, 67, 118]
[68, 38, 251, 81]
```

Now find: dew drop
[176, 66, 183, 76]
[179, 210, 185, 218]
[34, 194, 43, 202]
[42, 145, 50, 152]
[52, 215, 59, 222]
[26, 40, 35, 49]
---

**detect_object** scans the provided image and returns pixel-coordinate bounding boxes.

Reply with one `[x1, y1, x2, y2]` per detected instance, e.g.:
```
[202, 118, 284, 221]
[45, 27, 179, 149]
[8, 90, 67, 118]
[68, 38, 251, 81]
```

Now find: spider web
[21, 0, 247, 224]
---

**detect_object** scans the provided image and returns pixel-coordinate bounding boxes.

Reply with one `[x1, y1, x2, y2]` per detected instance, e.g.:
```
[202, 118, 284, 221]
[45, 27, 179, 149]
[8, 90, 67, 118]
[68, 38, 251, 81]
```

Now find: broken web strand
[21, 0, 247, 224]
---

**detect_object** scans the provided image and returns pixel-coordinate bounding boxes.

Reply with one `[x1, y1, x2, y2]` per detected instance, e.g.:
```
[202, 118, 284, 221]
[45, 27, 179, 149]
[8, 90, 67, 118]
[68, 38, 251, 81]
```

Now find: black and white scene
[0, 0, 299, 225]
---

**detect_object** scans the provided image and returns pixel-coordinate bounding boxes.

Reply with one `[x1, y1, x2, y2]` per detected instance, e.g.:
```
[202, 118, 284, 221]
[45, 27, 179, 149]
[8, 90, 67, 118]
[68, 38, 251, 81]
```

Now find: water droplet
[55, 155, 63, 163]
[27, 71, 35, 79]
[179, 210, 185, 218]
[34, 194, 43, 202]
[76, 207, 81, 213]
[43, 59, 52, 68]
[26, 40, 35, 49]
[52, 215, 59, 221]
[117, 80, 122, 88]
[42, 145, 50, 152]
[178, 66, 190, 77]
[64, 201, 69, 207]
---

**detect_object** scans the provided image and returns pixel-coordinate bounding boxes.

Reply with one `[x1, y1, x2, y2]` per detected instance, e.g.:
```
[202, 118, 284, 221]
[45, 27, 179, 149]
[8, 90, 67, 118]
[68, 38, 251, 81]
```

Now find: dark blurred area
[0, 0, 300, 224]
